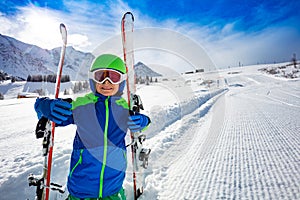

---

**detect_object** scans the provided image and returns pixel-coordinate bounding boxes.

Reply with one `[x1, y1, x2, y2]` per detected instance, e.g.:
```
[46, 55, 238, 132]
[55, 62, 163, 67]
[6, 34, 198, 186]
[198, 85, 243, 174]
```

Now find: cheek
[114, 85, 119, 91]
[96, 84, 101, 92]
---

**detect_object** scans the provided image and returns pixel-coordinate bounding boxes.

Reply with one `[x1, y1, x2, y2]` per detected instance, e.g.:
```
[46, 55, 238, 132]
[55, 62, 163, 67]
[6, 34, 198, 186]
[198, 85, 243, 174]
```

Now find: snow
[0, 63, 300, 199]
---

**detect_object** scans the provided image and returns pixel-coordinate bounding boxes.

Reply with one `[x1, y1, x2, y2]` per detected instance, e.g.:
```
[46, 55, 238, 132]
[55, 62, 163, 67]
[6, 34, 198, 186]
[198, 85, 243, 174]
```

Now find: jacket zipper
[99, 97, 110, 198]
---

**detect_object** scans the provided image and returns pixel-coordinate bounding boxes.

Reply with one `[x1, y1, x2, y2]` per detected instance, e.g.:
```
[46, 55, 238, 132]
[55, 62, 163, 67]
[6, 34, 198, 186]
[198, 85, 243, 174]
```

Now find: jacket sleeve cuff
[141, 116, 151, 132]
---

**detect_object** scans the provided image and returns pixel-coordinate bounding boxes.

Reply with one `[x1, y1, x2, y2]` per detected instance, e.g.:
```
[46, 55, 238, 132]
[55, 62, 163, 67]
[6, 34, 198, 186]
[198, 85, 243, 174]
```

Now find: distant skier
[34, 54, 151, 200]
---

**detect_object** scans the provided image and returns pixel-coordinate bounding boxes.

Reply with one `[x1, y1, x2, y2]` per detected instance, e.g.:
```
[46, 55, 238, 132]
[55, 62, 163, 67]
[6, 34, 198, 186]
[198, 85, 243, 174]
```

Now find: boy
[34, 54, 150, 199]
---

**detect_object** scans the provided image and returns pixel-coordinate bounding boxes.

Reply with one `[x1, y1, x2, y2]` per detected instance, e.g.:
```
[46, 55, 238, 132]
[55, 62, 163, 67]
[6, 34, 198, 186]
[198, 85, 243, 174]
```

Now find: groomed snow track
[140, 73, 300, 200]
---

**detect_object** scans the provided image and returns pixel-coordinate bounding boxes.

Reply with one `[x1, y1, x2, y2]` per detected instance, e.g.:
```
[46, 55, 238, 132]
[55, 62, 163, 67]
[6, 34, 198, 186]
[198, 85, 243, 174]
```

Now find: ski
[121, 12, 151, 200]
[28, 23, 67, 200]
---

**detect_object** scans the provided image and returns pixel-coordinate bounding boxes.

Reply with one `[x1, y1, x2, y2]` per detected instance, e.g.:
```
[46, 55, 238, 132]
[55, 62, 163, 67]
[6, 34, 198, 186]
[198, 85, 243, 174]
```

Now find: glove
[128, 112, 150, 132]
[34, 98, 72, 124]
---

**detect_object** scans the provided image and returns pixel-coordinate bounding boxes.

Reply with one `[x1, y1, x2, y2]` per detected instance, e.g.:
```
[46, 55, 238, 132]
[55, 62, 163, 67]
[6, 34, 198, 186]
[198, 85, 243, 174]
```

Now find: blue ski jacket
[64, 92, 130, 198]
[34, 79, 150, 198]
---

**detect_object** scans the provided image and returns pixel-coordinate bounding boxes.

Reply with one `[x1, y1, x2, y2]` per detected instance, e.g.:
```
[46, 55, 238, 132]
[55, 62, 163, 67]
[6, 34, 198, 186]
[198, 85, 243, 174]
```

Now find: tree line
[136, 75, 158, 85]
[26, 74, 70, 83]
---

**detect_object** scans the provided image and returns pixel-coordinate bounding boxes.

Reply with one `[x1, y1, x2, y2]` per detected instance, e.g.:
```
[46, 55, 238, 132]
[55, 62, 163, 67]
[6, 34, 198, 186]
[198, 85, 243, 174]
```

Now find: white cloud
[204, 26, 300, 67]
[0, 12, 17, 33]
[0, 6, 71, 49]
[0, 1, 132, 50]
[68, 33, 91, 50]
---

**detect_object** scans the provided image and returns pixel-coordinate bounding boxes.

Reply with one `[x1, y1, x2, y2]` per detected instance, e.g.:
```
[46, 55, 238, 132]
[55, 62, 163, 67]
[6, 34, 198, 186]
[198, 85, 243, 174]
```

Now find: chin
[101, 90, 117, 96]
[102, 92, 113, 96]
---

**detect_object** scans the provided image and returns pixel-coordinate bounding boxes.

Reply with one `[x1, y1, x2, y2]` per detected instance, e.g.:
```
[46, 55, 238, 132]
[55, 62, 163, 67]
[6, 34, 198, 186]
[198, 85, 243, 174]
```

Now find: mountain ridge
[0, 34, 161, 81]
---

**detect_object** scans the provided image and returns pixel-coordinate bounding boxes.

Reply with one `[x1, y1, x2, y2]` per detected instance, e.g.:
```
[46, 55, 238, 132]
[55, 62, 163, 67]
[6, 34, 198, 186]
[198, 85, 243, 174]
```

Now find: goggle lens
[93, 69, 124, 84]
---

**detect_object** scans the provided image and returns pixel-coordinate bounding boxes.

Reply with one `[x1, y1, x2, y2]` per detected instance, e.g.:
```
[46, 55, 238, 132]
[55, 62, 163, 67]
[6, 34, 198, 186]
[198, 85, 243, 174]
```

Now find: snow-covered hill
[0, 62, 299, 199]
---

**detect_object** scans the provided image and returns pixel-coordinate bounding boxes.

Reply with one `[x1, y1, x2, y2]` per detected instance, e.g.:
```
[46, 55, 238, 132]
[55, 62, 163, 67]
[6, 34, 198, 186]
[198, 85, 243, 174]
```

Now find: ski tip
[60, 23, 67, 33]
[122, 12, 134, 22]
[59, 23, 67, 45]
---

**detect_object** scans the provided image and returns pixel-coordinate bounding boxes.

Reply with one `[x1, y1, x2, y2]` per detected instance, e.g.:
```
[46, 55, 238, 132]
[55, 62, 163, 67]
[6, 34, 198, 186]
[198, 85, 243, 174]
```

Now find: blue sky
[1, 0, 300, 70]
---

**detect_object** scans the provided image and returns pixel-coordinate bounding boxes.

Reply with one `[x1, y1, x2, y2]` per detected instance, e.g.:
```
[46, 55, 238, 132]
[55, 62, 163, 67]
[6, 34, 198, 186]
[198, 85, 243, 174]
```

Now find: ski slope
[141, 67, 300, 199]
[0, 64, 299, 199]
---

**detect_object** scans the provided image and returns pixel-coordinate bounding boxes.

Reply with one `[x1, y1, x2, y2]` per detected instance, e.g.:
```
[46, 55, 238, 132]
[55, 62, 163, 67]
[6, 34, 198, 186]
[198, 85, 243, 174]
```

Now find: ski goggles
[92, 69, 126, 84]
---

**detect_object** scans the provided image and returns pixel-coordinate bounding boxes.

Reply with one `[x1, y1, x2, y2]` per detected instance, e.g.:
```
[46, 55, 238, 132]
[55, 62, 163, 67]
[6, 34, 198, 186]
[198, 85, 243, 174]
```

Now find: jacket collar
[95, 92, 122, 100]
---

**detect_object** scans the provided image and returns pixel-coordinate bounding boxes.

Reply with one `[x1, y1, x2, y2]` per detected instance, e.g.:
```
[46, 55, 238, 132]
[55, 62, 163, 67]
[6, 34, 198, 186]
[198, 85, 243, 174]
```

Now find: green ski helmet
[89, 54, 126, 95]
[90, 54, 126, 74]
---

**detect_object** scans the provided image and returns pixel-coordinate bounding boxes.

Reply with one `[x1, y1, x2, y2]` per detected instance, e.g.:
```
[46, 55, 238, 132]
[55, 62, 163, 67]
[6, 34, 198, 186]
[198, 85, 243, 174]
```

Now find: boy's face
[96, 80, 119, 96]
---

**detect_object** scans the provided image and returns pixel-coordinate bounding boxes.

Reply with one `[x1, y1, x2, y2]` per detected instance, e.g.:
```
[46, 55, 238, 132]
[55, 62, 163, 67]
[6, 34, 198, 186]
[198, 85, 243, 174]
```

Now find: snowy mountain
[0, 34, 95, 81]
[134, 62, 162, 77]
[0, 34, 54, 78]
[0, 34, 161, 81]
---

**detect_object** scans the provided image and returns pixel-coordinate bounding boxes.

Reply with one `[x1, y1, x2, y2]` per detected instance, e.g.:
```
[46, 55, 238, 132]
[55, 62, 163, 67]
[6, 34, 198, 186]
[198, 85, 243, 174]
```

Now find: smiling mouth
[101, 87, 113, 90]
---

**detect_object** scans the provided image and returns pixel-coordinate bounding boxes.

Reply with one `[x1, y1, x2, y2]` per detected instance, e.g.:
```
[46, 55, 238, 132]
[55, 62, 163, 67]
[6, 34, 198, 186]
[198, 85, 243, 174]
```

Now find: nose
[103, 79, 112, 84]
